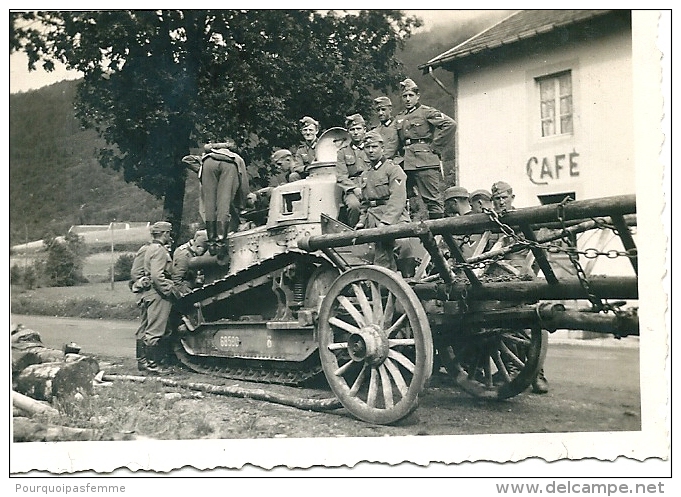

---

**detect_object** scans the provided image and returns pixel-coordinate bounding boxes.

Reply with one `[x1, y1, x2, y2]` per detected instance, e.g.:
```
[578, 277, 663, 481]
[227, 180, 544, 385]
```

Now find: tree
[43, 232, 87, 286]
[11, 10, 421, 236]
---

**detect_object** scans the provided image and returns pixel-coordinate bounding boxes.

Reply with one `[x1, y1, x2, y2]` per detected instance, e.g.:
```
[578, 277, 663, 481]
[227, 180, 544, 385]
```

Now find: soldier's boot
[136, 339, 148, 372]
[142, 345, 172, 375]
[215, 221, 230, 265]
[532, 368, 549, 394]
[206, 221, 218, 256]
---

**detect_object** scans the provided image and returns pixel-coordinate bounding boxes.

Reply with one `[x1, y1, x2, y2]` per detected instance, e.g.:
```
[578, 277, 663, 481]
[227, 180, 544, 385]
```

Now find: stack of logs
[11, 323, 103, 442]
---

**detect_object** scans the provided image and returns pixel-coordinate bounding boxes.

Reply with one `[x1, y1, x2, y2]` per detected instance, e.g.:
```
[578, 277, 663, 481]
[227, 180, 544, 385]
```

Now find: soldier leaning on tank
[336, 114, 370, 228]
[201, 139, 251, 256]
[136, 221, 182, 374]
[171, 229, 209, 296]
[395, 78, 456, 220]
[292, 116, 320, 176]
[245, 149, 302, 213]
[355, 129, 410, 271]
[372, 96, 399, 160]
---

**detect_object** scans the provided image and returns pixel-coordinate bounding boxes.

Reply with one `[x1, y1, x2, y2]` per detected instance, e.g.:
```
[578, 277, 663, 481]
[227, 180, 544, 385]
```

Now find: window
[538, 71, 573, 137]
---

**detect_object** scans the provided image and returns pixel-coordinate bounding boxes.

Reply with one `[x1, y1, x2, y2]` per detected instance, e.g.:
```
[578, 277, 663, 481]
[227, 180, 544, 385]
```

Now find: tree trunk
[12, 391, 60, 417]
[13, 356, 100, 402]
[163, 160, 188, 246]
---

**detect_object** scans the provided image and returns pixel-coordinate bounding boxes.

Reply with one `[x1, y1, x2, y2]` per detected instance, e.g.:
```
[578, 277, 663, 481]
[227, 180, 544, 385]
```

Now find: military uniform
[293, 140, 317, 173]
[139, 228, 177, 367]
[373, 96, 399, 159]
[201, 145, 251, 241]
[395, 79, 456, 219]
[171, 232, 207, 296]
[336, 114, 369, 227]
[358, 130, 409, 270]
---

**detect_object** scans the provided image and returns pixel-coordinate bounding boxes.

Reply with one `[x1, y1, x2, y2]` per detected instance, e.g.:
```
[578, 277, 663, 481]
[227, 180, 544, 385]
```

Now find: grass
[10, 281, 139, 320]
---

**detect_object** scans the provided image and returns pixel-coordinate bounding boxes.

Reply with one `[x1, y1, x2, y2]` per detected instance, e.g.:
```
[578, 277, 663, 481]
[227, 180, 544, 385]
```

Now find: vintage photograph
[8, 9, 669, 476]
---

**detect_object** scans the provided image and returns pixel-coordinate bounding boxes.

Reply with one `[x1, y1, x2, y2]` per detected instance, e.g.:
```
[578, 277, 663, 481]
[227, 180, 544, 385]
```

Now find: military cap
[193, 229, 208, 246]
[444, 186, 470, 201]
[364, 129, 384, 145]
[271, 149, 292, 163]
[299, 116, 319, 129]
[400, 78, 419, 94]
[374, 96, 392, 107]
[345, 114, 366, 128]
[150, 221, 172, 234]
[469, 189, 492, 201]
[491, 181, 513, 197]
[204, 139, 235, 152]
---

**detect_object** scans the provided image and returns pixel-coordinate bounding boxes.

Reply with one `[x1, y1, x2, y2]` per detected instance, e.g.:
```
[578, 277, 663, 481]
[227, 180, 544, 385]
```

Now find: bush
[43, 232, 88, 286]
[113, 253, 134, 281]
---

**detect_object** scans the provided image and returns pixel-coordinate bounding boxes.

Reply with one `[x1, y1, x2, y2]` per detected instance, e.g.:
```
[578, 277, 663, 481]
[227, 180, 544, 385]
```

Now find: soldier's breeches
[374, 240, 398, 271]
[202, 162, 240, 223]
[410, 169, 444, 216]
[140, 293, 173, 348]
[344, 192, 361, 227]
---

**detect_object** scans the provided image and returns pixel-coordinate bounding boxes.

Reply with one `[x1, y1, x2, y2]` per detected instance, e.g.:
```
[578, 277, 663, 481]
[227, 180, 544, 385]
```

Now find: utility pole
[110, 219, 115, 291]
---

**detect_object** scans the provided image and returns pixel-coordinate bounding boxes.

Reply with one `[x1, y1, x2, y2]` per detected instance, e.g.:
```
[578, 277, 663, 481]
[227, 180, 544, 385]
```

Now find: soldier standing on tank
[137, 221, 180, 374]
[356, 129, 409, 270]
[293, 116, 320, 174]
[395, 78, 456, 220]
[372, 96, 399, 160]
[201, 139, 251, 256]
[336, 114, 370, 227]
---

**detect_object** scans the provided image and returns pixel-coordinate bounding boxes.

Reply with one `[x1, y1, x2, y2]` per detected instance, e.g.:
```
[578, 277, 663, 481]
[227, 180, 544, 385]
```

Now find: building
[420, 10, 634, 208]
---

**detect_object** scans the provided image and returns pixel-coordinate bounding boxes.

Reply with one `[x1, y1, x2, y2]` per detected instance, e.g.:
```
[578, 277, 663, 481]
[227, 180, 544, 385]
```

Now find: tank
[173, 128, 374, 384]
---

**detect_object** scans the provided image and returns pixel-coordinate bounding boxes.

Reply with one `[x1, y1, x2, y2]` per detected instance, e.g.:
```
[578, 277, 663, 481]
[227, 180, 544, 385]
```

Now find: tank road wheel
[317, 265, 433, 424]
[439, 326, 548, 400]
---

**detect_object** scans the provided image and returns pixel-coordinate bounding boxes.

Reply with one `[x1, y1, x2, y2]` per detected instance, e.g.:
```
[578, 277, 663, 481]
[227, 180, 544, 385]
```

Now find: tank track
[173, 342, 323, 386]
[173, 250, 331, 386]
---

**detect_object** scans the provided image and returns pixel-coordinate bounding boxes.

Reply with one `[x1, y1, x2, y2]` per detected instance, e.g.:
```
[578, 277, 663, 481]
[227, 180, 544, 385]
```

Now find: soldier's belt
[404, 138, 431, 146]
[362, 199, 388, 207]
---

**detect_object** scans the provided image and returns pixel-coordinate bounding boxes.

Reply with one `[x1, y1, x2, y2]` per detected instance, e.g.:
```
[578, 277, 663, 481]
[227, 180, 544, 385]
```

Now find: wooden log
[103, 374, 343, 412]
[13, 417, 99, 442]
[12, 391, 59, 417]
[13, 356, 100, 402]
[12, 343, 65, 374]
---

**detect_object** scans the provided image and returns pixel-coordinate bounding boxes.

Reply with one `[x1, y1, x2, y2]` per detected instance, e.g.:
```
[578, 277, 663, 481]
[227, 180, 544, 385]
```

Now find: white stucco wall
[455, 27, 634, 208]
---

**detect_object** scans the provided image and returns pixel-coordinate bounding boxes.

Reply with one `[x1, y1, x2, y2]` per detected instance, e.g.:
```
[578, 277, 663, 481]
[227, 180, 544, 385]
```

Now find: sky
[8, 9, 507, 94]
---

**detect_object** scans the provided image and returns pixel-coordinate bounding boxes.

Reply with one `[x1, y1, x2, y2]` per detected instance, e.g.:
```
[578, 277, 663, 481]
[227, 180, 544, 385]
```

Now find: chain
[555, 199, 606, 311]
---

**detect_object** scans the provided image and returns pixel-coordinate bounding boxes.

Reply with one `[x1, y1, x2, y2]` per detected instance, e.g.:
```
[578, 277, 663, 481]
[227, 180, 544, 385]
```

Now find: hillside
[9, 11, 510, 247]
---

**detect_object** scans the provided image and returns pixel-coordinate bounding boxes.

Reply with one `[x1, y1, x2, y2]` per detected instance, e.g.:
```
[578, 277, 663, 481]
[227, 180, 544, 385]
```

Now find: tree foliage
[11, 10, 421, 232]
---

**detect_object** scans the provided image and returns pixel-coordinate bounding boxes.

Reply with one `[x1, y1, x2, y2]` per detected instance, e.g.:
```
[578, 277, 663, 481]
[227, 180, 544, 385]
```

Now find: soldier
[443, 186, 471, 217]
[373, 96, 399, 159]
[293, 116, 320, 174]
[491, 181, 516, 214]
[469, 189, 494, 214]
[137, 221, 180, 374]
[490, 180, 549, 394]
[201, 139, 251, 255]
[336, 114, 369, 227]
[171, 229, 209, 296]
[181, 153, 205, 222]
[271, 149, 303, 184]
[395, 78, 456, 220]
[356, 129, 409, 270]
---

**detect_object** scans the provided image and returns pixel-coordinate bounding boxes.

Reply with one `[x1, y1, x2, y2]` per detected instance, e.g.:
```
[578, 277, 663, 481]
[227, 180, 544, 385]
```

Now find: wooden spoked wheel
[439, 326, 547, 400]
[317, 266, 433, 424]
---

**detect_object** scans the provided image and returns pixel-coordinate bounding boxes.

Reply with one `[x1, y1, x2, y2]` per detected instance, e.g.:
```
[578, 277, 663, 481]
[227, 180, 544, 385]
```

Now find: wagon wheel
[317, 265, 433, 424]
[438, 326, 547, 400]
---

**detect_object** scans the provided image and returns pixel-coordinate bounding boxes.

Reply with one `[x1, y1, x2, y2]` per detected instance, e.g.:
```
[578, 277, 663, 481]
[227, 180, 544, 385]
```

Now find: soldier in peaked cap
[372, 96, 399, 159]
[491, 181, 515, 214]
[293, 116, 320, 173]
[443, 186, 471, 217]
[356, 129, 409, 270]
[136, 221, 180, 374]
[469, 189, 493, 214]
[395, 77, 456, 220]
[336, 113, 369, 227]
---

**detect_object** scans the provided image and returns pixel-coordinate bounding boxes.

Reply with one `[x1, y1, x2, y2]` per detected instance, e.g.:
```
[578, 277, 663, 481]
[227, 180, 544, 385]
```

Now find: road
[11, 313, 642, 437]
